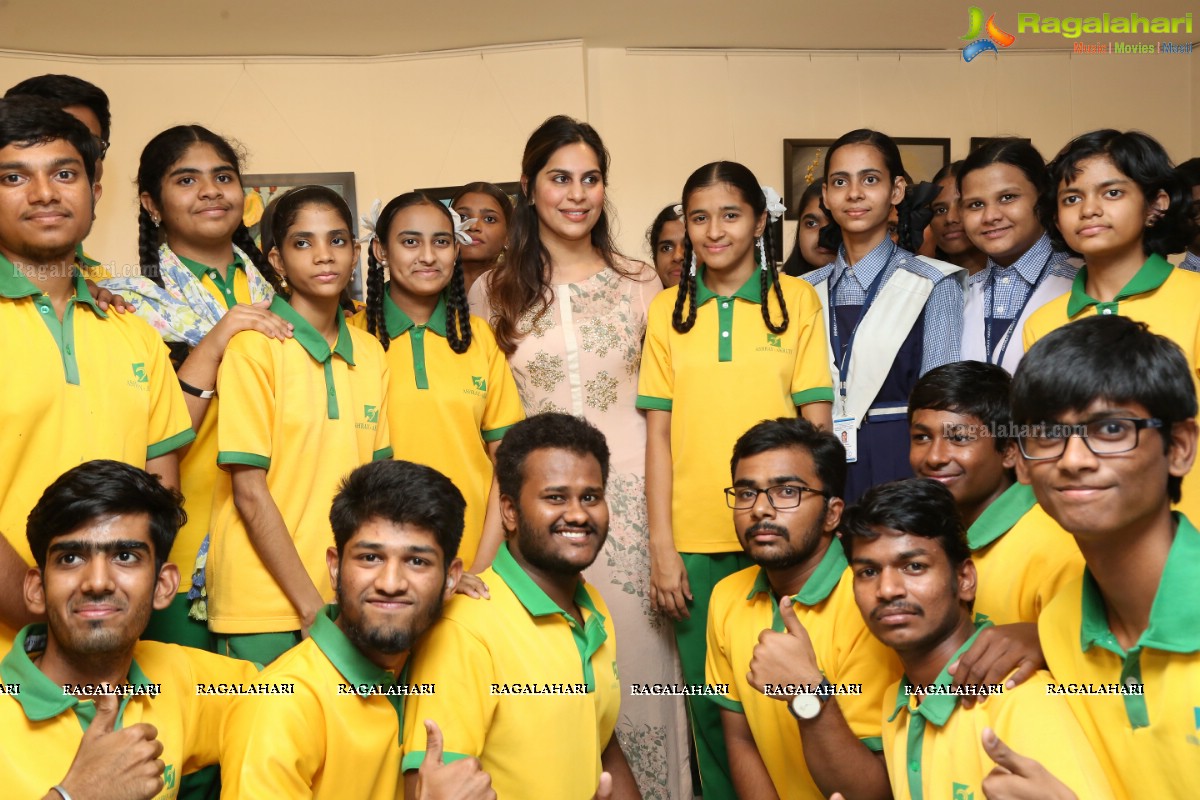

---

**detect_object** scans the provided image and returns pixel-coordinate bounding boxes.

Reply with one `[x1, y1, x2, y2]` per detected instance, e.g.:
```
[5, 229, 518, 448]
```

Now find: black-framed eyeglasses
[1017, 417, 1165, 461]
[724, 484, 828, 510]
[94, 136, 110, 159]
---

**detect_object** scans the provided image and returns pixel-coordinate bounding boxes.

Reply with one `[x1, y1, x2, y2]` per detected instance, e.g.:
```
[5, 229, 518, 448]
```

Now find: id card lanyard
[984, 253, 1053, 367]
[828, 242, 895, 417]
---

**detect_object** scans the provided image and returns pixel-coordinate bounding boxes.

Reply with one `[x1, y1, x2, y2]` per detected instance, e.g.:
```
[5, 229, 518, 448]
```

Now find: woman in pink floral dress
[469, 115, 691, 799]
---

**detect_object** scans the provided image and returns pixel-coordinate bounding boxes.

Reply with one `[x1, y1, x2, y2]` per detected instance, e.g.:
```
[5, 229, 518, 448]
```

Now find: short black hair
[909, 362, 1013, 452]
[26, 460, 185, 572]
[329, 460, 465, 562]
[4, 74, 111, 144]
[840, 478, 970, 570]
[0, 96, 99, 184]
[495, 413, 610, 500]
[1041, 129, 1194, 257]
[1012, 316, 1196, 503]
[1175, 157, 1200, 190]
[730, 417, 847, 499]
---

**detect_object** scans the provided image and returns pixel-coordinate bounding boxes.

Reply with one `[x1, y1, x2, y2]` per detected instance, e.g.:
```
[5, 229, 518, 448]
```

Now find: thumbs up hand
[414, 720, 496, 800]
[748, 596, 824, 698]
[980, 727, 1078, 800]
[55, 693, 165, 800]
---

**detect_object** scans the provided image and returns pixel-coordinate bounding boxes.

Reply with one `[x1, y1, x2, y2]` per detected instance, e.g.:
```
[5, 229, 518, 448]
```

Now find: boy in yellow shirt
[0, 460, 256, 800]
[1012, 315, 1200, 798]
[840, 478, 1112, 800]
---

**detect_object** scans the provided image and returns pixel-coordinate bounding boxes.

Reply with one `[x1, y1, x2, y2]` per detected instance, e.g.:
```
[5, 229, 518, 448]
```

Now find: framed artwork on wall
[241, 171, 362, 299]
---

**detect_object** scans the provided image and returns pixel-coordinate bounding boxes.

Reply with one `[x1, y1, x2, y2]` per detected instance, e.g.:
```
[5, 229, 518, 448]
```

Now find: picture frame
[783, 138, 951, 220]
[241, 171, 362, 299]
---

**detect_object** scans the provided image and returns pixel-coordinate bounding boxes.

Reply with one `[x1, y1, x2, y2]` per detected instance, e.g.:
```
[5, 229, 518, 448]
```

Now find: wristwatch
[789, 678, 834, 720]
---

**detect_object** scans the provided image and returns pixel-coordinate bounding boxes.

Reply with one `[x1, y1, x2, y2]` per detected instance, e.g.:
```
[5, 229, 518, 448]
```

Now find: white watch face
[791, 692, 822, 720]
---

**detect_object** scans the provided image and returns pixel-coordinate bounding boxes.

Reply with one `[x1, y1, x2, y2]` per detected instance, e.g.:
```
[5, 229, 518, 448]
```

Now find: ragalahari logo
[960, 7, 1016, 61]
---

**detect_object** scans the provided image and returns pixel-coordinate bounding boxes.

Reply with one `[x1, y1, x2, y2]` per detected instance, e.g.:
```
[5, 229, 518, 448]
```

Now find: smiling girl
[957, 139, 1076, 372]
[802, 129, 965, 503]
[451, 182, 512, 292]
[1024, 129, 1200, 521]
[469, 115, 689, 799]
[357, 192, 523, 578]
[207, 186, 391, 664]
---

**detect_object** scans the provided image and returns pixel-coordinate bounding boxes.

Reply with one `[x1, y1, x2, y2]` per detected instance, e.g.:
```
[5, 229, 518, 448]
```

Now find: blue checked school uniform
[1181, 251, 1200, 273]
[805, 239, 965, 502]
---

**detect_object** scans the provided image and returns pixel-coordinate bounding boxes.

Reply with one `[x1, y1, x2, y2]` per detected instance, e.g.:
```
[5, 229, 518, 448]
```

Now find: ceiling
[4, 0, 1196, 58]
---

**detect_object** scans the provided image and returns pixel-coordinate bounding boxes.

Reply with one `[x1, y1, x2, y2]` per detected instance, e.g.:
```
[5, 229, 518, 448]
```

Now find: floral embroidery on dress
[517, 303, 554, 338]
[585, 371, 619, 412]
[579, 316, 620, 357]
[526, 351, 565, 392]
[614, 721, 671, 800]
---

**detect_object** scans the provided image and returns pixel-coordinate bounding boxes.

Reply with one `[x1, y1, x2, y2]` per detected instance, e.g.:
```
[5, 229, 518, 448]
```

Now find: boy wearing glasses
[705, 418, 901, 799]
[1012, 315, 1200, 798]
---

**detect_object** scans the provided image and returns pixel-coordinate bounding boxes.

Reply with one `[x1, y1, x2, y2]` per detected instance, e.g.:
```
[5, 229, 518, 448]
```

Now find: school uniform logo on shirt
[960, 7, 1016, 61]
[163, 764, 176, 789]
[131, 363, 149, 382]
[357, 405, 379, 431]
[952, 782, 974, 800]
[757, 333, 794, 354]
[464, 376, 487, 398]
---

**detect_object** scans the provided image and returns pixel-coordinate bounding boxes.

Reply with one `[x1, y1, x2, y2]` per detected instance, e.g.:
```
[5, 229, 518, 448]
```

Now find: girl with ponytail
[356, 192, 523, 578]
[100, 125, 292, 650]
[636, 160, 833, 798]
[802, 129, 965, 503]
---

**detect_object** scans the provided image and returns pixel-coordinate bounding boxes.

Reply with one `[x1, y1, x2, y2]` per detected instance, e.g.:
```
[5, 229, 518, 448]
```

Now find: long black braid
[758, 224, 790, 334]
[670, 234, 699, 333]
[365, 242, 391, 351]
[137, 207, 164, 285]
[231, 223, 285, 295]
[445, 256, 473, 354]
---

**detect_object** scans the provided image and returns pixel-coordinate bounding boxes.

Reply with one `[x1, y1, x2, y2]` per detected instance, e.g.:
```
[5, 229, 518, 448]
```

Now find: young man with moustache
[706, 417, 902, 800]
[5, 74, 113, 278]
[839, 478, 1112, 800]
[907, 362, 1083, 701]
[402, 413, 640, 800]
[1012, 315, 1200, 798]
[0, 460, 257, 800]
[220, 459, 494, 799]
[0, 98, 193, 652]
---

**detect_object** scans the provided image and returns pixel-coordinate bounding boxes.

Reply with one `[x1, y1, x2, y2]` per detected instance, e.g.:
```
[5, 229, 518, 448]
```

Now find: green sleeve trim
[635, 395, 673, 411]
[860, 736, 883, 753]
[401, 750, 469, 772]
[708, 694, 744, 713]
[146, 427, 196, 460]
[792, 386, 835, 406]
[372, 447, 394, 462]
[217, 451, 271, 470]
[481, 423, 516, 443]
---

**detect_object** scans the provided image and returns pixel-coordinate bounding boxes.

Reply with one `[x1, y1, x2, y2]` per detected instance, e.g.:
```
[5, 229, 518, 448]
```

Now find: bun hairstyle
[1041, 129, 1195, 257]
[364, 192, 472, 355]
[136, 125, 281, 293]
[820, 129, 915, 252]
[671, 161, 788, 336]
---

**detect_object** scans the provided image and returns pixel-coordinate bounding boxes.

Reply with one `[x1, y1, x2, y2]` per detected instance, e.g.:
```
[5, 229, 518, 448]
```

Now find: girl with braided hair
[802, 129, 965, 503]
[355, 192, 523, 579]
[636, 160, 832, 798]
[100, 125, 292, 650]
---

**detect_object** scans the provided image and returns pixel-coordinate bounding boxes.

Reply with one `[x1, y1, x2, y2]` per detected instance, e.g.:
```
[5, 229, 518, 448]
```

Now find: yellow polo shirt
[967, 483, 1084, 625]
[883, 622, 1113, 800]
[350, 294, 523, 569]
[221, 605, 412, 799]
[1038, 513, 1200, 799]
[208, 297, 392, 634]
[1024, 255, 1200, 522]
[401, 543, 620, 799]
[0, 262, 194, 644]
[0, 625, 257, 799]
[175, 256, 254, 587]
[636, 270, 833, 552]
[706, 539, 902, 799]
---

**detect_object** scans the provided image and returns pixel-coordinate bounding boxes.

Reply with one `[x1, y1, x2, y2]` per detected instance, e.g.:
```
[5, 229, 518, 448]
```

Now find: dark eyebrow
[0, 156, 84, 171]
[166, 165, 235, 178]
[849, 556, 881, 568]
[351, 541, 439, 555]
[397, 229, 453, 238]
[48, 539, 150, 556]
[829, 168, 884, 179]
[732, 475, 810, 487]
[898, 548, 931, 560]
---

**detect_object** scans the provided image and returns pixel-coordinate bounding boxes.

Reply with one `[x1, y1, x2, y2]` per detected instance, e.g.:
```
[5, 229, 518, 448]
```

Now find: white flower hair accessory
[448, 206, 477, 246]
[357, 198, 382, 244]
[672, 203, 684, 219]
[762, 186, 786, 223]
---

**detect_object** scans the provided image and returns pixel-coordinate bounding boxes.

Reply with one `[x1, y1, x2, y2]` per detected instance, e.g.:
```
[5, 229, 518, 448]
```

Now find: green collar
[695, 266, 769, 307]
[888, 621, 993, 727]
[269, 295, 354, 365]
[966, 483, 1035, 551]
[177, 253, 245, 282]
[1066, 253, 1173, 317]
[0, 625, 153, 723]
[746, 537, 848, 610]
[492, 542, 606, 624]
[383, 292, 448, 338]
[310, 605, 409, 687]
[0, 253, 105, 316]
[1079, 512, 1200, 655]
[74, 242, 100, 268]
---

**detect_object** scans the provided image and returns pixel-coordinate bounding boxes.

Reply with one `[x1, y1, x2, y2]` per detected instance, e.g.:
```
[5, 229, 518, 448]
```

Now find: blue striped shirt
[967, 235, 1077, 320]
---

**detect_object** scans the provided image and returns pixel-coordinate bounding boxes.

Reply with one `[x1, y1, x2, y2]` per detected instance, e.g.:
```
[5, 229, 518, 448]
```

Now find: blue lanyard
[984, 252, 1053, 366]
[829, 242, 895, 399]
